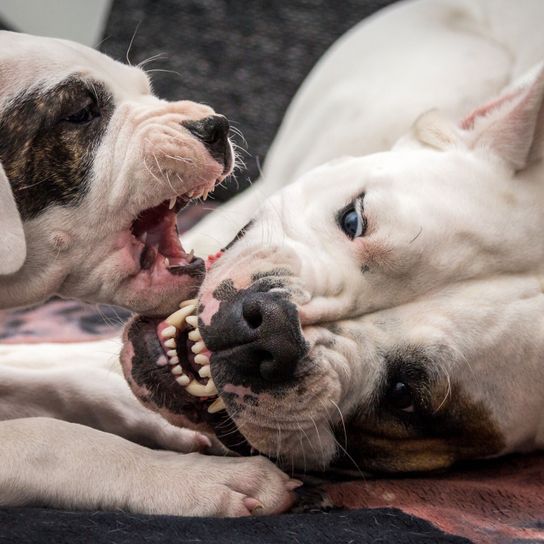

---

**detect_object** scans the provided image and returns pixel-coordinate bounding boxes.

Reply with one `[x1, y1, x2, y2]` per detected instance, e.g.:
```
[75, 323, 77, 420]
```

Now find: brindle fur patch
[0, 75, 113, 220]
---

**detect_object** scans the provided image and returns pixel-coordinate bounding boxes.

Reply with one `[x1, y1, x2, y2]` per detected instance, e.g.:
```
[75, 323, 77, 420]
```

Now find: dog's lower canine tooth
[166, 305, 195, 328]
[176, 375, 190, 386]
[191, 341, 205, 354]
[207, 397, 226, 414]
[161, 325, 177, 339]
[188, 329, 201, 342]
[164, 257, 170, 267]
[194, 354, 210, 365]
[164, 338, 176, 349]
[185, 378, 217, 397]
[171, 365, 183, 376]
[186, 315, 198, 328]
[179, 298, 197, 309]
[198, 366, 211, 378]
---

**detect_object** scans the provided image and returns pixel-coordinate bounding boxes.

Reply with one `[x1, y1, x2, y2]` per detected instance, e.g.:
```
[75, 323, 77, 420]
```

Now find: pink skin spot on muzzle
[206, 251, 223, 270]
[199, 251, 224, 326]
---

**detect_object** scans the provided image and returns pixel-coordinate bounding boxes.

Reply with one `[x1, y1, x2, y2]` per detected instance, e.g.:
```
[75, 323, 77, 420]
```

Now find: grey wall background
[1, 0, 397, 200]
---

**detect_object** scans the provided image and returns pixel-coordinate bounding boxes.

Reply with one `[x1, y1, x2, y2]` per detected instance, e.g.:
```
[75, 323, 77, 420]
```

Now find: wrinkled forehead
[0, 31, 150, 105]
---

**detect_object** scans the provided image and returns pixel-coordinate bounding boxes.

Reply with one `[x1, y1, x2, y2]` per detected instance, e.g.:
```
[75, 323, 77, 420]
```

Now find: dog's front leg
[0, 364, 214, 453]
[0, 417, 297, 516]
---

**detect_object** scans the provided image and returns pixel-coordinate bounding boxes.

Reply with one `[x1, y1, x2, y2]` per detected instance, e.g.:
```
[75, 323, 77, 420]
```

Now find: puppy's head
[0, 31, 233, 314]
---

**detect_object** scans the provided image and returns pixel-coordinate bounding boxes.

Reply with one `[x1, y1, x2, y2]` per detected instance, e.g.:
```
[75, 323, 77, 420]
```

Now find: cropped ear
[0, 162, 26, 274]
[460, 65, 544, 171]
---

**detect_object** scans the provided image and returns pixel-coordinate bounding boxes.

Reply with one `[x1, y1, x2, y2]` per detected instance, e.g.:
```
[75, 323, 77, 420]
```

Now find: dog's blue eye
[340, 207, 366, 239]
[65, 102, 100, 124]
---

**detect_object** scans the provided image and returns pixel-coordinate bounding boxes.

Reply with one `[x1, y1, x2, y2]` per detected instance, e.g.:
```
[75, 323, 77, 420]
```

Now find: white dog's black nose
[183, 115, 230, 169]
[202, 290, 307, 385]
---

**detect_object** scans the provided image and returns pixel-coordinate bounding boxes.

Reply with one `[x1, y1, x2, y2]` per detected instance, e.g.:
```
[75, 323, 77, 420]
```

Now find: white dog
[0, 31, 298, 516]
[122, 0, 544, 472]
[2, 0, 544, 516]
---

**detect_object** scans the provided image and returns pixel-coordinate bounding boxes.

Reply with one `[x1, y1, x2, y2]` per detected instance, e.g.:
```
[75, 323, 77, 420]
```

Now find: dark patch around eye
[223, 220, 254, 251]
[335, 346, 505, 473]
[0, 75, 114, 220]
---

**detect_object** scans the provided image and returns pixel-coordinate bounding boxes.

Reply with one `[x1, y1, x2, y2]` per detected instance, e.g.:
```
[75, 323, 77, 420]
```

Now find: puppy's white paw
[142, 452, 300, 517]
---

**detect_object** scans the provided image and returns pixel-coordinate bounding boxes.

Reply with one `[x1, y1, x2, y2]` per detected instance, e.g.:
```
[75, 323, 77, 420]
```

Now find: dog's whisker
[125, 21, 142, 66]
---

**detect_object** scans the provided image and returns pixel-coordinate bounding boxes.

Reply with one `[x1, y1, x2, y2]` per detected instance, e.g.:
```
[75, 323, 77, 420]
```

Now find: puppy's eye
[64, 100, 100, 124]
[387, 382, 415, 413]
[340, 206, 366, 239]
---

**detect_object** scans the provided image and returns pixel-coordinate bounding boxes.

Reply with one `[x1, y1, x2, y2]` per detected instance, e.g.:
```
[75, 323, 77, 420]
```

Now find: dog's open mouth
[122, 296, 252, 455]
[130, 196, 204, 279]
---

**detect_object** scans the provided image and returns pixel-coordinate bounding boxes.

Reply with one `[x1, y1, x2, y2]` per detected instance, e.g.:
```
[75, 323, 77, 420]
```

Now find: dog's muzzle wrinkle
[183, 115, 231, 171]
[203, 289, 307, 386]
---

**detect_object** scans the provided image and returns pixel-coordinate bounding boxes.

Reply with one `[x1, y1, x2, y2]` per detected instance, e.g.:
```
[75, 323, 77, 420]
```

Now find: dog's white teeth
[186, 315, 198, 329]
[191, 341, 205, 354]
[139, 232, 148, 245]
[169, 356, 179, 365]
[169, 197, 177, 210]
[203, 189, 209, 201]
[170, 365, 183, 376]
[188, 328, 202, 342]
[161, 326, 177, 339]
[164, 338, 176, 349]
[176, 375, 191, 386]
[179, 298, 197, 309]
[185, 378, 218, 397]
[207, 397, 226, 414]
[164, 257, 170, 267]
[187, 249, 195, 263]
[166, 305, 195, 328]
[167, 350, 177, 358]
[198, 365, 211, 378]
[194, 353, 210, 366]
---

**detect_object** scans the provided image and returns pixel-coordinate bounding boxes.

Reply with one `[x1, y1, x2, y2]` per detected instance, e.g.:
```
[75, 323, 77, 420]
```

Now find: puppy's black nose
[183, 115, 230, 166]
[203, 290, 307, 384]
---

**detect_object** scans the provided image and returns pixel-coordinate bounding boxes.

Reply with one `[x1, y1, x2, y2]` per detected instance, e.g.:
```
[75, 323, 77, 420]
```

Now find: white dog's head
[0, 31, 233, 314]
[120, 65, 544, 472]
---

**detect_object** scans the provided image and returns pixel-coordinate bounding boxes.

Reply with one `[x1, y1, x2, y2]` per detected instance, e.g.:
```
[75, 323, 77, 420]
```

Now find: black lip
[125, 315, 252, 455]
[168, 257, 205, 277]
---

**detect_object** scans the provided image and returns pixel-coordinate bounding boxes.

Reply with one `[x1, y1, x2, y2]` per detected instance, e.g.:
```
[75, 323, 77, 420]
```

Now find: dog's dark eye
[64, 100, 100, 124]
[340, 206, 366, 239]
[387, 382, 415, 413]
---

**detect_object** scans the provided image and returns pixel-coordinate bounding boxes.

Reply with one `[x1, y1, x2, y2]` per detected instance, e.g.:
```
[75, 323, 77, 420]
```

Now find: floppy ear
[460, 65, 544, 171]
[0, 162, 26, 274]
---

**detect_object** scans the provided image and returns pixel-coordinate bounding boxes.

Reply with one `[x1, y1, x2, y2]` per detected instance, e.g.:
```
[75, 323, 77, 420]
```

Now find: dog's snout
[183, 115, 230, 167]
[204, 290, 306, 385]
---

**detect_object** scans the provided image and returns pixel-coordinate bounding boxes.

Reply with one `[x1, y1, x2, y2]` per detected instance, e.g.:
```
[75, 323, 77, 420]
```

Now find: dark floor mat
[0, 507, 472, 544]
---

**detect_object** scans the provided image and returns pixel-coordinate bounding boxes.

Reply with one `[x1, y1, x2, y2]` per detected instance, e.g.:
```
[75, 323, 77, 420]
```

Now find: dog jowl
[0, 31, 233, 315]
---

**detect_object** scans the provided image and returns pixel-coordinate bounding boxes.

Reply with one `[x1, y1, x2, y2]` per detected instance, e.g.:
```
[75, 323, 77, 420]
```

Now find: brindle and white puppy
[0, 30, 230, 314]
[120, 0, 544, 474]
[0, 32, 297, 516]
